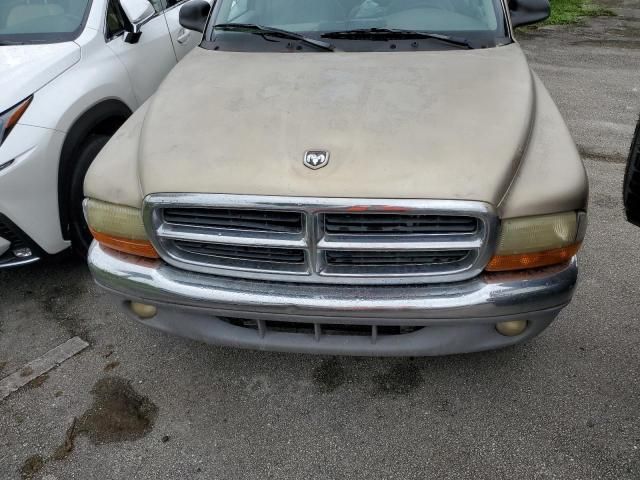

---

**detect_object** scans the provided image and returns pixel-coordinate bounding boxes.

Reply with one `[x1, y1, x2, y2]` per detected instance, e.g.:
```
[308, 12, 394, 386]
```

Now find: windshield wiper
[213, 23, 336, 52]
[321, 28, 472, 49]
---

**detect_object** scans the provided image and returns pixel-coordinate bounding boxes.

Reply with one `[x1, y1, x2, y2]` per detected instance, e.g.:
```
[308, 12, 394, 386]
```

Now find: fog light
[495, 320, 527, 336]
[13, 247, 33, 258]
[130, 302, 157, 319]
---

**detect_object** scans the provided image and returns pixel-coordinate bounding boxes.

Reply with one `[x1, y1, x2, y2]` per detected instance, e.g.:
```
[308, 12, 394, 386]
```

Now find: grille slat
[325, 250, 469, 267]
[324, 213, 477, 235]
[174, 240, 305, 264]
[164, 208, 303, 234]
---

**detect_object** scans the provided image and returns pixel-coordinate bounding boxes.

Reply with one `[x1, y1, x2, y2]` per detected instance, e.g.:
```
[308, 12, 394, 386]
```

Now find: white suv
[0, 0, 204, 268]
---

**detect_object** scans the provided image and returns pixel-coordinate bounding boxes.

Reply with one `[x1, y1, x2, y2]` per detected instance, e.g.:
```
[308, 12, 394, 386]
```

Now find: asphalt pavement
[1, 4, 640, 479]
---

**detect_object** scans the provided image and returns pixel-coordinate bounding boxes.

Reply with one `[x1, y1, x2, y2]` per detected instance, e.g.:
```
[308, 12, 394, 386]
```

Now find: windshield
[208, 0, 509, 51]
[0, 0, 92, 45]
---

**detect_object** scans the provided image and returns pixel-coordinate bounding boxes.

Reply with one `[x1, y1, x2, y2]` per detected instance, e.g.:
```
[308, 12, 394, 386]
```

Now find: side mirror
[179, 0, 213, 33]
[509, 0, 551, 28]
[119, 0, 156, 44]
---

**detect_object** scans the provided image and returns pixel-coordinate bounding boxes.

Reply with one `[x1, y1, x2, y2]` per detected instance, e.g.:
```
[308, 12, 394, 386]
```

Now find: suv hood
[0, 42, 80, 112]
[140, 44, 534, 204]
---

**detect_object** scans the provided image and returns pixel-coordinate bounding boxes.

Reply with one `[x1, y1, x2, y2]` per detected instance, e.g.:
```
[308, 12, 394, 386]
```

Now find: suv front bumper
[0, 124, 69, 268]
[89, 243, 578, 356]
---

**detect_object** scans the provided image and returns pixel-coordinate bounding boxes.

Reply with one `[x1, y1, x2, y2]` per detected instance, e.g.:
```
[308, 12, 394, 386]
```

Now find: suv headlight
[0, 96, 32, 147]
[84, 198, 159, 258]
[486, 211, 586, 272]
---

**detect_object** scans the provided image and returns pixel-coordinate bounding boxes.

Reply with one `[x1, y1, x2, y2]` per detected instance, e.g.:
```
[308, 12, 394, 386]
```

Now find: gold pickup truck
[84, 0, 588, 356]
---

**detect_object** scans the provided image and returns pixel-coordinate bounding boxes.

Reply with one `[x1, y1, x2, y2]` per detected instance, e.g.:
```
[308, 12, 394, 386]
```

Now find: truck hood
[0, 42, 80, 112]
[140, 44, 535, 204]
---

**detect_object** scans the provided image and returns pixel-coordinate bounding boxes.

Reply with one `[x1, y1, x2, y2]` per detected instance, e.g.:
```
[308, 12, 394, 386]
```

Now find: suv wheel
[624, 117, 640, 226]
[68, 134, 110, 257]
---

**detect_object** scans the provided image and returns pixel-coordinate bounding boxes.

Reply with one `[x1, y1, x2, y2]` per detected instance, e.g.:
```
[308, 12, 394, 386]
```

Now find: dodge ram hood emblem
[304, 151, 330, 170]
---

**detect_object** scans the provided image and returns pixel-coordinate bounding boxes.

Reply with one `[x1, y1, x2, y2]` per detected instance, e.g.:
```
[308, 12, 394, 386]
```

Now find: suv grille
[0, 220, 25, 250]
[0, 214, 40, 267]
[145, 195, 496, 285]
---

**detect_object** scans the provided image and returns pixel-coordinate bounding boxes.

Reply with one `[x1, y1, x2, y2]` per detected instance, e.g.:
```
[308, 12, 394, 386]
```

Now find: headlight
[486, 211, 586, 272]
[0, 96, 32, 147]
[84, 198, 158, 258]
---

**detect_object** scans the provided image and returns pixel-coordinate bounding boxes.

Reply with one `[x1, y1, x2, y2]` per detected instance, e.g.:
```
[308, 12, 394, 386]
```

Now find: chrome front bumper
[89, 243, 578, 356]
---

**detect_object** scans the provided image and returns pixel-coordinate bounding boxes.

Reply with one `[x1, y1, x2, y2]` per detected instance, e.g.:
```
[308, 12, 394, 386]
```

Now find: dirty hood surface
[140, 44, 535, 204]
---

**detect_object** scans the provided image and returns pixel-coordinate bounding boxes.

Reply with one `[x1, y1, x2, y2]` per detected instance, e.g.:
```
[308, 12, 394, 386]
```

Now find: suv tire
[68, 134, 110, 257]
[624, 116, 640, 227]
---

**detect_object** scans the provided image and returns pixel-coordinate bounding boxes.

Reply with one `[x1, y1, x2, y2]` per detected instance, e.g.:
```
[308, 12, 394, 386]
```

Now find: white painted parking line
[0, 337, 89, 401]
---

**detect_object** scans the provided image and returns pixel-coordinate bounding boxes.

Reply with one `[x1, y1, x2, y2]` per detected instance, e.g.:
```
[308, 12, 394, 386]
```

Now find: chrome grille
[144, 194, 498, 285]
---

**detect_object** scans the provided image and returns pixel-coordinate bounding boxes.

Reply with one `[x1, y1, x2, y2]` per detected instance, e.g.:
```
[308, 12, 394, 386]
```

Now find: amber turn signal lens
[6, 97, 32, 131]
[485, 243, 581, 272]
[90, 229, 159, 259]
[0, 96, 32, 146]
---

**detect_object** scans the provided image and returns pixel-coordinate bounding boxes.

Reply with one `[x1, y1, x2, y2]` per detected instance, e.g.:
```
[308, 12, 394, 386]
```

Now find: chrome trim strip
[145, 193, 495, 213]
[315, 237, 483, 251]
[0, 255, 40, 269]
[316, 251, 476, 278]
[156, 224, 308, 248]
[143, 194, 499, 285]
